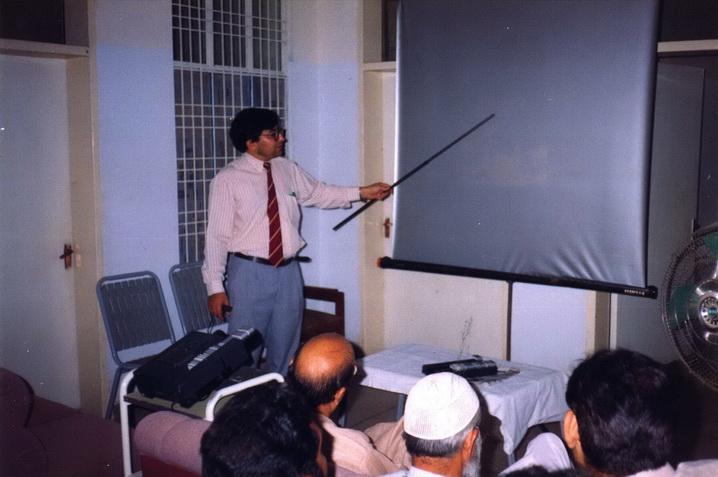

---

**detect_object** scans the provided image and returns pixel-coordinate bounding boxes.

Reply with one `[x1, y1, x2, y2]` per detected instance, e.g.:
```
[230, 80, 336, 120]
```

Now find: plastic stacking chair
[169, 261, 221, 335]
[96, 271, 176, 419]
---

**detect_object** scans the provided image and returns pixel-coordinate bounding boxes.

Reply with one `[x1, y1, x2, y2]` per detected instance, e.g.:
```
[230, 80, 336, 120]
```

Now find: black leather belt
[233, 252, 295, 267]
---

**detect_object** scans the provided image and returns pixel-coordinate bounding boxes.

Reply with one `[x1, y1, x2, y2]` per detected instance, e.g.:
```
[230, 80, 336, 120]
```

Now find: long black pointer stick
[333, 113, 496, 231]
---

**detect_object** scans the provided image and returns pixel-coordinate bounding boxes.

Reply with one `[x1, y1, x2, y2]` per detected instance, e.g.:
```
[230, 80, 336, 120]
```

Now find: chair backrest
[96, 271, 176, 366]
[169, 261, 219, 335]
[301, 286, 345, 343]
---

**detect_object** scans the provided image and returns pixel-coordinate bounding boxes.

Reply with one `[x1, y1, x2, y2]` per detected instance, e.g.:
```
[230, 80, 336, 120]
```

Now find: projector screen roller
[390, 0, 658, 294]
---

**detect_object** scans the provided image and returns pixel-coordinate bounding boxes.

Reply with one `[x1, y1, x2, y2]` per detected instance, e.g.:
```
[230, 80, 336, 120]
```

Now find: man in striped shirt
[202, 108, 390, 374]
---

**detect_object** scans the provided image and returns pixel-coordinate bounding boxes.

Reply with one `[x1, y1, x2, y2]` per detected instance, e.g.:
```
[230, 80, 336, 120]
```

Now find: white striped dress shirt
[202, 153, 360, 295]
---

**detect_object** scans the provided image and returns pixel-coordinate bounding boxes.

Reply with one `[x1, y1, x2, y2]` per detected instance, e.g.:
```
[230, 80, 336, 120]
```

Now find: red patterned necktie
[264, 162, 284, 267]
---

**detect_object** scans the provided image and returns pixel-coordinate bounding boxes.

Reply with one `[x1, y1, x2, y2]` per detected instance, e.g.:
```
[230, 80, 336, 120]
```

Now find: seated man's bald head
[288, 333, 356, 411]
[295, 333, 355, 380]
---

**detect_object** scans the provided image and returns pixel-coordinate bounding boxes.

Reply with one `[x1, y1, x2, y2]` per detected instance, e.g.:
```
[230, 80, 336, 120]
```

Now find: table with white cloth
[358, 343, 568, 456]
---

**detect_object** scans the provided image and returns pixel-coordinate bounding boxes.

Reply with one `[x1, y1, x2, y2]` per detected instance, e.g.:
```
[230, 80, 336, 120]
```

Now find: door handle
[59, 244, 73, 269]
[383, 218, 393, 239]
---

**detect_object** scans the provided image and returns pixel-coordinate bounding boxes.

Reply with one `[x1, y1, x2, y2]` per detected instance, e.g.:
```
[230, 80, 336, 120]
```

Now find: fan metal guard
[662, 224, 718, 391]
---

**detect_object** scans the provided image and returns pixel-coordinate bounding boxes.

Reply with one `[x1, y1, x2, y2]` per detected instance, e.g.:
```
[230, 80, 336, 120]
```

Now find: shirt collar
[240, 152, 269, 171]
[407, 467, 446, 477]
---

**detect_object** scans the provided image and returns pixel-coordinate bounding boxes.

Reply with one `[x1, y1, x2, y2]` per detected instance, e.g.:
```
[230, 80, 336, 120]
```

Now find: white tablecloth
[359, 343, 568, 454]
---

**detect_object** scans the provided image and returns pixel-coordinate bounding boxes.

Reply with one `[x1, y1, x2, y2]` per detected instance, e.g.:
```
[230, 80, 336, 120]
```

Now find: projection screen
[388, 0, 659, 296]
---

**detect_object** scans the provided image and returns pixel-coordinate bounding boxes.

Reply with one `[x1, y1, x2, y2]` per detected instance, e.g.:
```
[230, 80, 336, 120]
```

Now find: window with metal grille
[173, 0, 286, 263]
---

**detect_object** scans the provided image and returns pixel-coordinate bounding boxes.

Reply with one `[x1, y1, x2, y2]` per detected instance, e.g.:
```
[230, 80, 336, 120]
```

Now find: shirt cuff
[206, 282, 226, 296]
[351, 187, 361, 202]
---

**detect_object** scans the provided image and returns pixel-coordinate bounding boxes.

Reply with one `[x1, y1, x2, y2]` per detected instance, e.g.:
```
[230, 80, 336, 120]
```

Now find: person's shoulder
[675, 460, 718, 477]
[335, 465, 371, 477]
[271, 156, 301, 170]
[320, 417, 372, 444]
[501, 433, 572, 476]
[213, 157, 250, 179]
[381, 470, 408, 477]
[525, 432, 565, 451]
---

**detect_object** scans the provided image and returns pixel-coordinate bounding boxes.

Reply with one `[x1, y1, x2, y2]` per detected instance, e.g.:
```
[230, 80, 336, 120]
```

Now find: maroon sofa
[0, 367, 123, 477]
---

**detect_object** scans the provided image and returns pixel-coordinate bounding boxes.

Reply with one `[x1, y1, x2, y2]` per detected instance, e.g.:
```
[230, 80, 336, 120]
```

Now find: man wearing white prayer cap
[384, 372, 482, 477]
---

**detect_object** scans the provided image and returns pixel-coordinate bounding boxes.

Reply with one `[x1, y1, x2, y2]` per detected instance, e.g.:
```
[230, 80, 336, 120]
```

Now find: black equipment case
[132, 329, 261, 407]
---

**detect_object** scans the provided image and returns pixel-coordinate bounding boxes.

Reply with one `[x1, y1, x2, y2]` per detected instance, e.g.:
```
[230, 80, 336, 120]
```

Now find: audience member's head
[200, 381, 327, 477]
[563, 349, 676, 477]
[229, 108, 280, 152]
[403, 372, 482, 477]
[287, 333, 356, 416]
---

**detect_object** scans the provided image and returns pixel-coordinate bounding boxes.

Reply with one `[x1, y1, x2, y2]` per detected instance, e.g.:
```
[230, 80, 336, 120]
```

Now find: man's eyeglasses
[261, 128, 286, 140]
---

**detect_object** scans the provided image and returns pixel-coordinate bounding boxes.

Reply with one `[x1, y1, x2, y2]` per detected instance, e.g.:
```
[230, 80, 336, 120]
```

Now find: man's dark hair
[229, 108, 279, 152]
[200, 381, 323, 477]
[566, 349, 676, 476]
[287, 360, 355, 408]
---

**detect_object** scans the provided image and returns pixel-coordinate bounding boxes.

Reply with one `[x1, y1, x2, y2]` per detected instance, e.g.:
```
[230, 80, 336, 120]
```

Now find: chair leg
[106, 368, 122, 420]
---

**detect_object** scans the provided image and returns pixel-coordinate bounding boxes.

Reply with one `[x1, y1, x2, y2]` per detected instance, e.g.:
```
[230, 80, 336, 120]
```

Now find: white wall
[91, 0, 180, 381]
[288, 0, 365, 341]
[383, 272, 509, 359]
[511, 284, 591, 371]
[92, 0, 179, 304]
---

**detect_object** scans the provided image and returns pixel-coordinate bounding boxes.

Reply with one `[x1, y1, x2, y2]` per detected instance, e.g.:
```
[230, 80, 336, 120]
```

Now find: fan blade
[666, 285, 695, 331]
[704, 233, 718, 258]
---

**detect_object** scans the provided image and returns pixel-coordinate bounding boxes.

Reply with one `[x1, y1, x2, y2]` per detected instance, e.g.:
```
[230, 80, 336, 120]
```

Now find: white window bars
[173, 0, 287, 262]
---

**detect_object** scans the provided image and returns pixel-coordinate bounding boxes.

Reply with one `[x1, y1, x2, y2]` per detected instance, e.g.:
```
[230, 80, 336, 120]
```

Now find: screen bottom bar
[377, 257, 657, 299]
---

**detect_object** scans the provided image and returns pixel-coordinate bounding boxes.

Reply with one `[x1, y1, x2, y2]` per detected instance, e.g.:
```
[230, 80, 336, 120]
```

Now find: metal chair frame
[169, 261, 221, 335]
[96, 271, 176, 419]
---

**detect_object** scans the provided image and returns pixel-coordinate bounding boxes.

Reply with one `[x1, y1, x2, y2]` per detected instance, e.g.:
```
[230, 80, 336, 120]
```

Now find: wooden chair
[301, 286, 345, 343]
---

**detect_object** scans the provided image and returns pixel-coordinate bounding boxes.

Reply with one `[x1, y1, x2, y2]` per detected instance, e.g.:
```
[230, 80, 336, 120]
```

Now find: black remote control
[422, 357, 498, 379]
